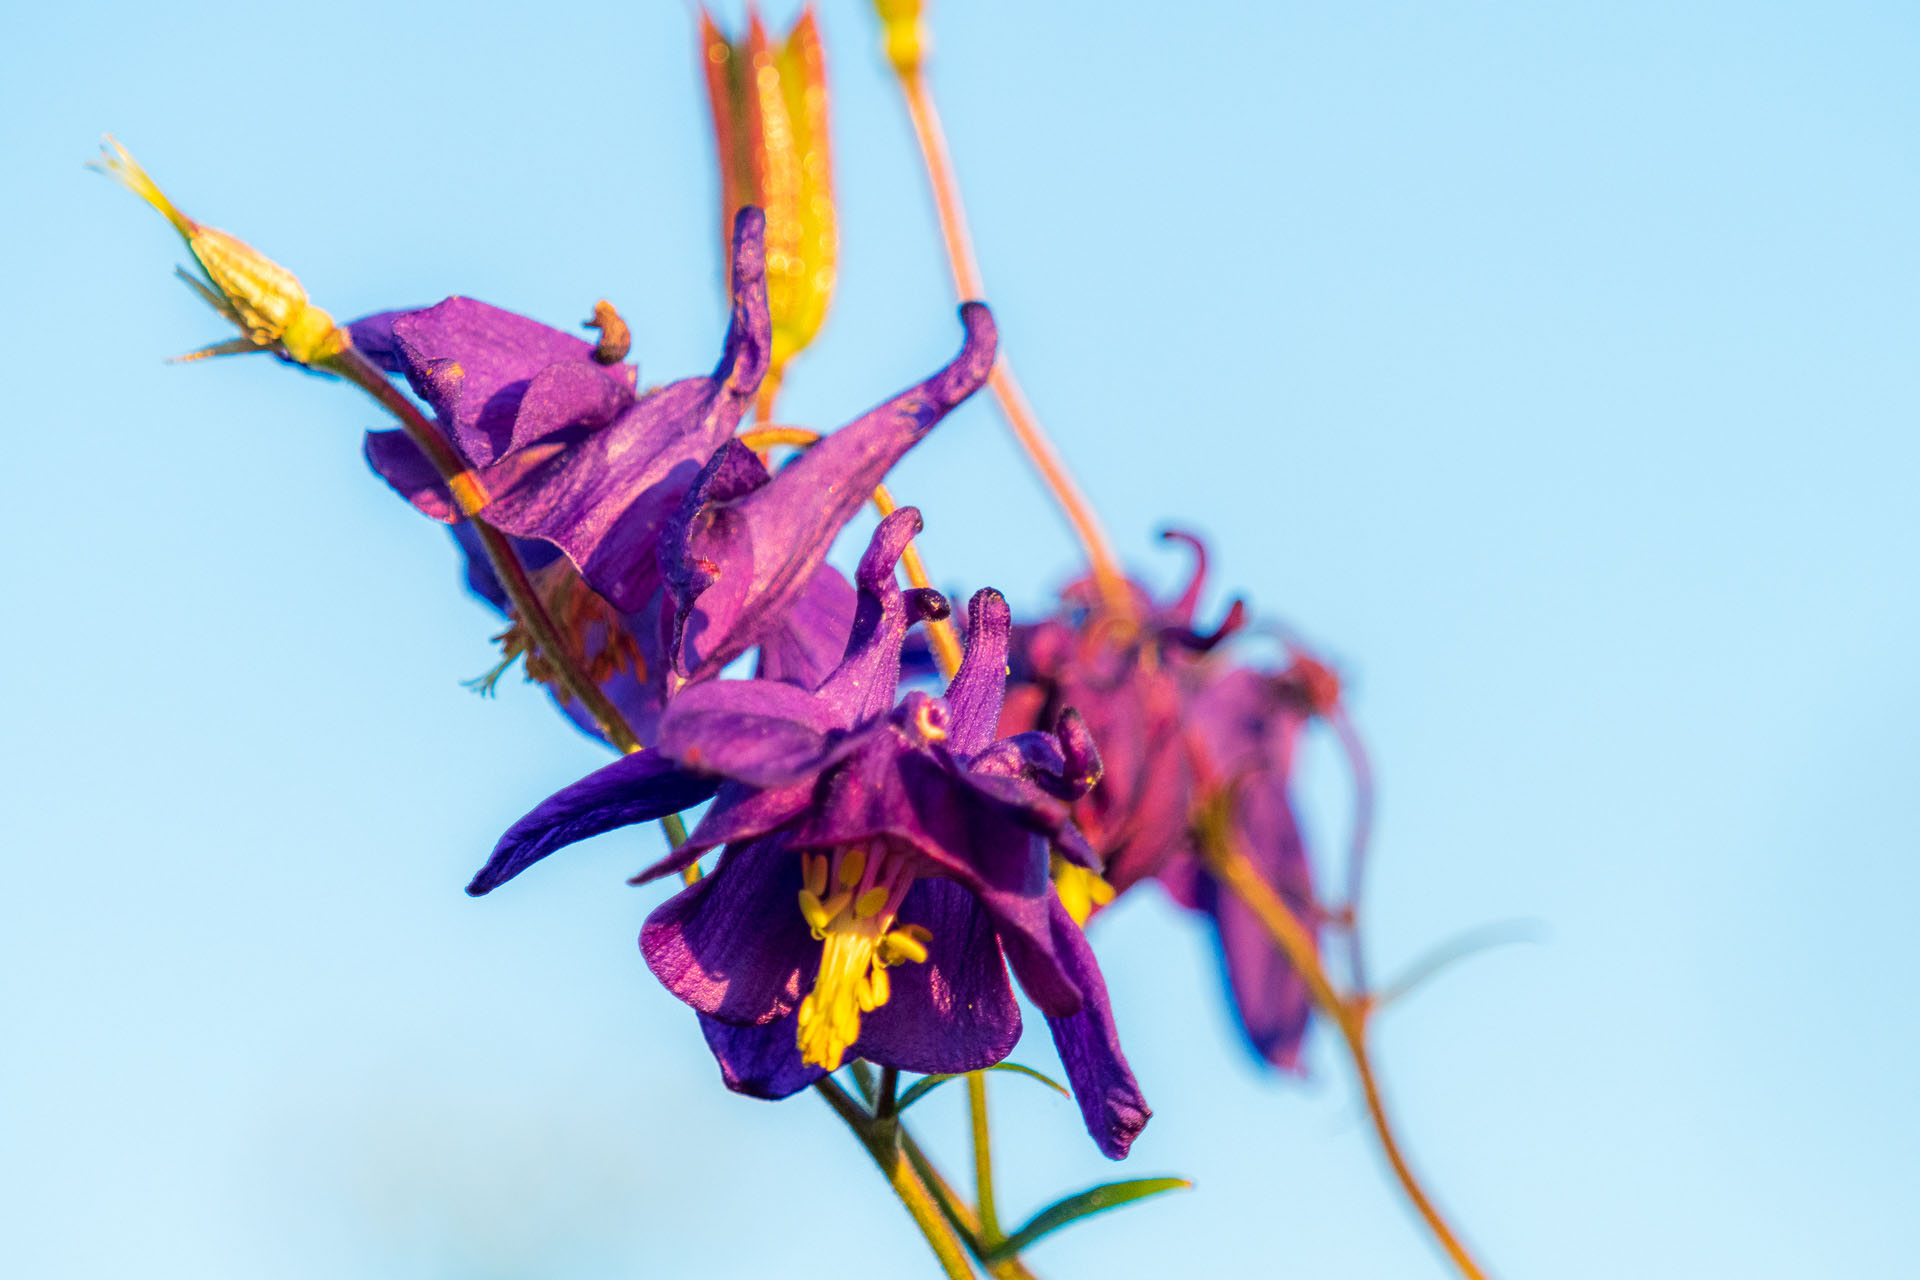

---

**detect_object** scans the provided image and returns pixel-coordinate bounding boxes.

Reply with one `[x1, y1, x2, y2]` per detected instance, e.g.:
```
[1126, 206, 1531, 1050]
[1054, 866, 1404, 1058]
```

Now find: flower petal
[698, 1013, 825, 1099]
[469, 750, 719, 895]
[1198, 772, 1317, 1070]
[755, 563, 857, 690]
[641, 838, 814, 1025]
[813, 508, 924, 727]
[665, 303, 995, 681]
[1042, 893, 1151, 1159]
[943, 588, 1012, 758]
[656, 677, 843, 787]
[853, 878, 1022, 1074]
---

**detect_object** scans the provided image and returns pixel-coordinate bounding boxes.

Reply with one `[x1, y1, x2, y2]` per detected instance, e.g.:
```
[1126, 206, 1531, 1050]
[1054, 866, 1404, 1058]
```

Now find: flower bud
[871, 0, 926, 75]
[700, 7, 836, 385]
[90, 135, 346, 367]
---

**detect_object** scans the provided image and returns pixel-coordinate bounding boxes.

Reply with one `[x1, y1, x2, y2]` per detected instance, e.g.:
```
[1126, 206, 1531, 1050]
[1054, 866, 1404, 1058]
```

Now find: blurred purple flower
[470, 510, 1149, 1158]
[1003, 532, 1330, 1071]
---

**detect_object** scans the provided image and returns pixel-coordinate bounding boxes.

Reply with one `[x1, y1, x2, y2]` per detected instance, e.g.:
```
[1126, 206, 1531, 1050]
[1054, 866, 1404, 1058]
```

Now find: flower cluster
[93, 4, 1479, 1268]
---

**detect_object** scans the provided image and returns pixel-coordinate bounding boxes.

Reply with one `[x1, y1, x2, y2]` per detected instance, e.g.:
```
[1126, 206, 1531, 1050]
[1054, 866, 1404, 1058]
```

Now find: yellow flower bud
[700, 7, 837, 387]
[871, 0, 926, 75]
[90, 136, 346, 367]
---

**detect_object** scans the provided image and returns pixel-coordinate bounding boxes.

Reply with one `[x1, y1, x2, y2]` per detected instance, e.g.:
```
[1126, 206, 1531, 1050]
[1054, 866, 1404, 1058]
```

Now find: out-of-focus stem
[887, 64, 1131, 619]
[1198, 834, 1490, 1280]
[1330, 703, 1376, 992]
[814, 1077, 978, 1280]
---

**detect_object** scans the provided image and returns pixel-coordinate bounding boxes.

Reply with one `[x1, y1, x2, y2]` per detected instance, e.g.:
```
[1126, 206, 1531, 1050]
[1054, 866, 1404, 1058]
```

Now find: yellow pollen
[793, 846, 930, 1071]
[1052, 857, 1117, 927]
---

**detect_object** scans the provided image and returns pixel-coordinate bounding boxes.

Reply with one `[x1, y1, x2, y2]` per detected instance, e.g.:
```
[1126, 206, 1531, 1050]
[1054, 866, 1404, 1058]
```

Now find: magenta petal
[641, 839, 814, 1025]
[469, 751, 719, 895]
[853, 879, 1022, 1073]
[698, 1013, 824, 1099]
[1042, 894, 1151, 1159]
[943, 589, 1012, 757]
[1200, 774, 1317, 1069]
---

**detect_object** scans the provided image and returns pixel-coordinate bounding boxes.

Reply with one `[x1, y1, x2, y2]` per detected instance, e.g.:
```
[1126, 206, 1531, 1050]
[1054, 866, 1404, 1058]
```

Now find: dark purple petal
[656, 677, 843, 787]
[386, 296, 628, 467]
[666, 304, 996, 681]
[986, 889, 1084, 1019]
[1041, 894, 1151, 1159]
[755, 563, 857, 690]
[813, 508, 924, 727]
[653, 779, 817, 872]
[698, 1013, 825, 1099]
[943, 589, 1012, 758]
[364, 429, 457, 522]
[346, 310, 409, 372]
[853, 879, 1022, 1074]
[641, 838, 814, 1025]
[469, 751, 719, 895]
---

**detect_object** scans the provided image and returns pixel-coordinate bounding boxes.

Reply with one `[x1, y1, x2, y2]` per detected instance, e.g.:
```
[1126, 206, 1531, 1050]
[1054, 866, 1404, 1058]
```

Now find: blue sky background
[4, 1, 1917, 1276]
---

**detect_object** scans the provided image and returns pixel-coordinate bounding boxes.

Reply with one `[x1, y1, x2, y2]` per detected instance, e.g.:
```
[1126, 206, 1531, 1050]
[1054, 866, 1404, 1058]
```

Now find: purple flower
[1002, 532, 1327, 1071]
[470, 510, 1150, 1158]
[350, 207, 995, 742]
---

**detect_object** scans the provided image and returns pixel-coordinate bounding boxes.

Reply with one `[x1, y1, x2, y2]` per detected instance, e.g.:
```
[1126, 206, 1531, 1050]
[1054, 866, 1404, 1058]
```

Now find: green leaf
[984, 1178, 1192, 1262]
[896, 1062, 1071, 1111]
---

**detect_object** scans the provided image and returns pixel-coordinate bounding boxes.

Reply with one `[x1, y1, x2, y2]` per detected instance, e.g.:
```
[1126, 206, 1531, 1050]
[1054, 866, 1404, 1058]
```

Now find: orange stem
[1198, 832, 1491, 1280]
[890, 65, 1132, 619]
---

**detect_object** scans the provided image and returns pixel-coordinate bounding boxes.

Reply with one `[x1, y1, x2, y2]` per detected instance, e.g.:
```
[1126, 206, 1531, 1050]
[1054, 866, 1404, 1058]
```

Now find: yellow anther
[798, 889, 833, 936]
[1052, 859, 1117, 927]
[803, 852, 829, 897]
[836, 845, 867, 888]
[879, 927, 929, 966]
[868, 963, 890, 1008]
[854, 886, 890, 918]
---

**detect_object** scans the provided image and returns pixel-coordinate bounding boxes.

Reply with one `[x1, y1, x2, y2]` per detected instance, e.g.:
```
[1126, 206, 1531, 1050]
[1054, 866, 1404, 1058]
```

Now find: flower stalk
[1196, 821, 1489, 1280]
[871, 19, 1131, 620]
[813, 1076, 979, 1280]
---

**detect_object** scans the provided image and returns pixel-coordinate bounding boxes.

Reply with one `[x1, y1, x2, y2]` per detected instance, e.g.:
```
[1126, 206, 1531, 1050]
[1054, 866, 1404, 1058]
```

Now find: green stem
[813, 1078, 979, 1280]
[902, 1130, 1040, 1280]
[967, 1071, 999, 1241]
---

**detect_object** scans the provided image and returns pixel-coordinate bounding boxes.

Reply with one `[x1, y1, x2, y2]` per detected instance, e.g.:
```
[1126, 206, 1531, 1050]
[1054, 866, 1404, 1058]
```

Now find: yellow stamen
[836, 845, 867, 889]
[792, 844, 930, 1070]
[1052, 856, 1117, 927]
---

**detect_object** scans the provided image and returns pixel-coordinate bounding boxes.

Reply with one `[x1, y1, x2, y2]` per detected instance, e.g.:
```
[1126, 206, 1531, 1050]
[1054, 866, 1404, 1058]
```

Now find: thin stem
[1197, 833, 1490, 1280]
[1330, 703, 1377, 993]
[903, 1130, 1040, 1280]
[967, 1071, 999, 1242]
[878, 1065, 901, 1122]
[326, 348, 645, 755]
[814, 1078, 979, 1280]
[887, 64, 1131, 619]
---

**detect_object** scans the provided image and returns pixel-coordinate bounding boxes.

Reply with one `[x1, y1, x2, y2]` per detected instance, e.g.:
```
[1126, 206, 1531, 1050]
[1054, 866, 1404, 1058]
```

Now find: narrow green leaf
[985, 1178, 1192, 1262]
[896, 1062, 1071, 1111]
